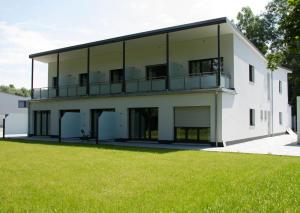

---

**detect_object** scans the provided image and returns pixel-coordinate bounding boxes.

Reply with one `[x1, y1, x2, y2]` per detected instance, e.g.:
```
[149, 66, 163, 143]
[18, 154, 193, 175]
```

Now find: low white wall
[4, 113, 28, 135]
[61, 112, 81, 138]
[98, 112, 121, 140]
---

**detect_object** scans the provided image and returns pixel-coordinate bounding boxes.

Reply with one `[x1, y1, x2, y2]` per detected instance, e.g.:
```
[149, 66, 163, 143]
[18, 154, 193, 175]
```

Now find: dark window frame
[53, 77, 58, 88]
[279, 80, 282, 94]
[110, 69, 124, 84]
[279, 112, 282, 125]
[18, 100, 27, 108]
[174, 127, 210, 143]
[79, 73, 88, 87]
[249, 65, 255, 83]
[189, 57, 224, 75]
[146, 64, 167, 80]
[250, 108, 255, 126]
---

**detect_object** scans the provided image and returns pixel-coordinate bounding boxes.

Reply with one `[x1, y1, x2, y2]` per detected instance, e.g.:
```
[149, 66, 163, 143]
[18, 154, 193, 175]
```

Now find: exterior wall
[272, 67, 291, 133]
[47, 34, 234, 87]
[29, 92, 220, 143]
[221, 34, 290, 143]
[0, 92, 29, 127]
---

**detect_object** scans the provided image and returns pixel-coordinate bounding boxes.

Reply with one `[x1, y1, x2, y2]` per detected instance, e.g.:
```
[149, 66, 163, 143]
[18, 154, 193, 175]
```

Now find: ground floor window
[129, 108, 158, 140]
[175, 127, 210, 143]
[34, 110, 51, 136]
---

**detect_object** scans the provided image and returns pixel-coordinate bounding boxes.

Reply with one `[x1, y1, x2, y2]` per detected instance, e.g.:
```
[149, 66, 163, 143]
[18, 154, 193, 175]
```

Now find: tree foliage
[235, 0, 300, 113]
[0, 84, 31, 97]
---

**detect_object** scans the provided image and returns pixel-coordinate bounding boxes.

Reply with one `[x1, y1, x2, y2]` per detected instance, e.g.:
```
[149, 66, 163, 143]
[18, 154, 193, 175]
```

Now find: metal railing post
[39, 88, 42, 99]
[2, 118, 5, 139]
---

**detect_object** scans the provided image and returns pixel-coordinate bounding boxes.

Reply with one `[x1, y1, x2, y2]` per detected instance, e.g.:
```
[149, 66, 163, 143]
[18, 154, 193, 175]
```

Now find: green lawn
[0, 140, 300, 212]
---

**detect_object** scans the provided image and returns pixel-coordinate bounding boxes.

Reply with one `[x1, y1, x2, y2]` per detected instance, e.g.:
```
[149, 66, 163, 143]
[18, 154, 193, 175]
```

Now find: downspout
[215, 24, 221, 147]
[271, 71, 274, 136]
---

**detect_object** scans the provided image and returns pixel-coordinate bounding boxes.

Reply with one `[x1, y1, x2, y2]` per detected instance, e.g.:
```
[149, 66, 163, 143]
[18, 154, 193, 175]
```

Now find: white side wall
[4, 113, 28, 135]
[221, 34, 290, 142]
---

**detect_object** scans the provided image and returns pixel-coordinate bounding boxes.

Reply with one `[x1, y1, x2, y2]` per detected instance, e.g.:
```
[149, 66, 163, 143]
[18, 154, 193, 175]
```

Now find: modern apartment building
[28, 17, 291, 146]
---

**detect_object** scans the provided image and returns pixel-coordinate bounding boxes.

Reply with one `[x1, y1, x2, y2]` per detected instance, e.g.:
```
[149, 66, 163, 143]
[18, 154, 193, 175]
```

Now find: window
[279, 112, 282, 125]
[110, 69, 123, 83]
[79, 73, 88, 87]
[249, 65, 255, 83]
[189, 57, 224, 75]
[18, 100, 27, 108]
[175, 127, 210, 142]
[146, 64, 167, 80]
[279, 80, 282, 94]
[260, 110, 263, 121]
[53, 77, 58, 88]
[250, 109, 255, 126]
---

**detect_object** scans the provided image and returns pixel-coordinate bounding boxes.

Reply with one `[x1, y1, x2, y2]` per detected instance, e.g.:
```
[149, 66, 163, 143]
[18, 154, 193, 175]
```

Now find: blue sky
[0, 0, 270, 88]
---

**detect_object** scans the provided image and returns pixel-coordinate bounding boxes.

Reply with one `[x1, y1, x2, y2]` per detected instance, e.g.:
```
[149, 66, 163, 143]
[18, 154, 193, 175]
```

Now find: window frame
[79, 73, 88, 87]
[146, 64, 167, 80]
[250, 108, 255, 126]
[53, 77, 58, 88]
[18, 100, 27, 108]
[279, 112, 283, 125]
[189, 57, 224, 75]
[249, 65, 255, 83]
[110, 69, 124, 84]
[279, 80, 282, 94]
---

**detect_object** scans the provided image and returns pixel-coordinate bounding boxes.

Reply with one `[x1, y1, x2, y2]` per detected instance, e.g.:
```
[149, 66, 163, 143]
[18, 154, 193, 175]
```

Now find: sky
[0, 0, 270, 89]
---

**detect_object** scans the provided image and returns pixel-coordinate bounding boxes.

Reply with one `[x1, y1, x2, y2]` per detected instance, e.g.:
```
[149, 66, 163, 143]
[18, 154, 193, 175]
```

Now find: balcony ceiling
[35, 23, 233, 63]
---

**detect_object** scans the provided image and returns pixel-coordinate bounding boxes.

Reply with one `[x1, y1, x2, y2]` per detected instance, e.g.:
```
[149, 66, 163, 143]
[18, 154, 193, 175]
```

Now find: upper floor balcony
[30, 18, 234, 100]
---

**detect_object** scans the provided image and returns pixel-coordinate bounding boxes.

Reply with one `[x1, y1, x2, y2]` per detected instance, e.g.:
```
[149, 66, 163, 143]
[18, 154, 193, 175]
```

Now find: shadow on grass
[0, 138, 185, 154]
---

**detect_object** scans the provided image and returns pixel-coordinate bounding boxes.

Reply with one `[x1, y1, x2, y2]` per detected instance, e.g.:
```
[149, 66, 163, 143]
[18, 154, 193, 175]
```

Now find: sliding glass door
[34, 111, 50, 136]
[129, 108, 158, 140]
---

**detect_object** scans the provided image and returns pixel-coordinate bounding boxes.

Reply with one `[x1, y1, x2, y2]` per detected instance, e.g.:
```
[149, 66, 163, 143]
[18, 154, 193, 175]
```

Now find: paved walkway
[204, 134, 300, 157]
[4, 133, 300, 157]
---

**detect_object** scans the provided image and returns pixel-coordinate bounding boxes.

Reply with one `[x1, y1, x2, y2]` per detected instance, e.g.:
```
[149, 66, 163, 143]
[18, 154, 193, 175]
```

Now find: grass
[0, 140, 300, 212]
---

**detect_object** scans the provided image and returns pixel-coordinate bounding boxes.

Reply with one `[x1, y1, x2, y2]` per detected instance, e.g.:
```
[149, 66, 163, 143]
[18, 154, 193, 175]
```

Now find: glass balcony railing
[32, 73, 230, 99]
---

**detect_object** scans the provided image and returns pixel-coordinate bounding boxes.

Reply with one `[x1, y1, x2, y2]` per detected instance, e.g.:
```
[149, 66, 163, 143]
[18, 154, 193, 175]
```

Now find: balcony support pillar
[56, 53, 60, 97]
[217, 24, 221, 87]
[122, 41, 126, 92]
[87, 48, 90, 95]
[31, 58, 34, 99]
[166, 33, 170, 90]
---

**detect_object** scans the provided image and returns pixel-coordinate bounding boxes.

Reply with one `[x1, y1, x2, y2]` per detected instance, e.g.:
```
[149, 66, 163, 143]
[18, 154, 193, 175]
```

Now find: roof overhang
[29, 17, 228, 59]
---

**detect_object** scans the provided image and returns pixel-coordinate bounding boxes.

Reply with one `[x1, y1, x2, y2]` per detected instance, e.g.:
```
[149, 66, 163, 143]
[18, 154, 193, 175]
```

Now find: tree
[0, 85, 30, 97]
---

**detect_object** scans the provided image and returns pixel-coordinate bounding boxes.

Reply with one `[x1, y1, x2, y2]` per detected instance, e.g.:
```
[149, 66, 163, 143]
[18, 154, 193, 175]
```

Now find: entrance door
[129, 108, 158, 140]
[34, 111, 50, 136]
[90, 109, 115, 138]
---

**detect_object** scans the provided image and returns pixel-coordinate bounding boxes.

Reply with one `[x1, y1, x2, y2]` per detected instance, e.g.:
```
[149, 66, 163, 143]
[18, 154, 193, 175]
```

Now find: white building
[28, 17, 291, 146]
[0, 92, 29, 127]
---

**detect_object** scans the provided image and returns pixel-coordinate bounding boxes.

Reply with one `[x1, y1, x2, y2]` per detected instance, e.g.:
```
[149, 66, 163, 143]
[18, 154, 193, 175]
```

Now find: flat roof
[29, 17, 227, 58]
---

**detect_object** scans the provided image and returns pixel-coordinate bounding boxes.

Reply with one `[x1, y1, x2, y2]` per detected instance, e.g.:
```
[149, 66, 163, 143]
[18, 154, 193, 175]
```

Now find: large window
[110, 69, 123, 83]
[249, 65, 255, 83]
[189, 57, 223, 75]
[250, 109, 255, 126]
[175, 127, 210, 143]
[79, 73, 88, 87]
[146, 64, 167, 80]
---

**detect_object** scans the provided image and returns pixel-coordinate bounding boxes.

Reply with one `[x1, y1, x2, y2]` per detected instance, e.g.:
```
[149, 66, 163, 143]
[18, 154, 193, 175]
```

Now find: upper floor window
[79, 73, 88, 87]
[53, 77, 58, 88]
[146, 64, 167, 80]
[250, 108, 255, 126]
[110, 69, 123, 84]
[279, 80, 282, 94]
[18, 100, 27, 108]
[189, 57, 223, 75]
[249, 65, 255, 83]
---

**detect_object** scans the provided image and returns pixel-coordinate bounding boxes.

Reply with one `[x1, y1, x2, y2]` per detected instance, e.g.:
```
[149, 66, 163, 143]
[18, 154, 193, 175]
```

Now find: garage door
[174, 106, 210, 143]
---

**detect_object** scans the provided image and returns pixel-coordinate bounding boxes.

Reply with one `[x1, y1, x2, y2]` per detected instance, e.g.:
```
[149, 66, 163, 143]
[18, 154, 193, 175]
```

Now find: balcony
[32, 72, 230, 100]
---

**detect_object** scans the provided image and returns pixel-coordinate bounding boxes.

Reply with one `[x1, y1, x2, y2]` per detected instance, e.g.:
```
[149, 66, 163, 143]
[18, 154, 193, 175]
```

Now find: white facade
[28, 18, 291, 146]
[0, 92, 29, 127]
